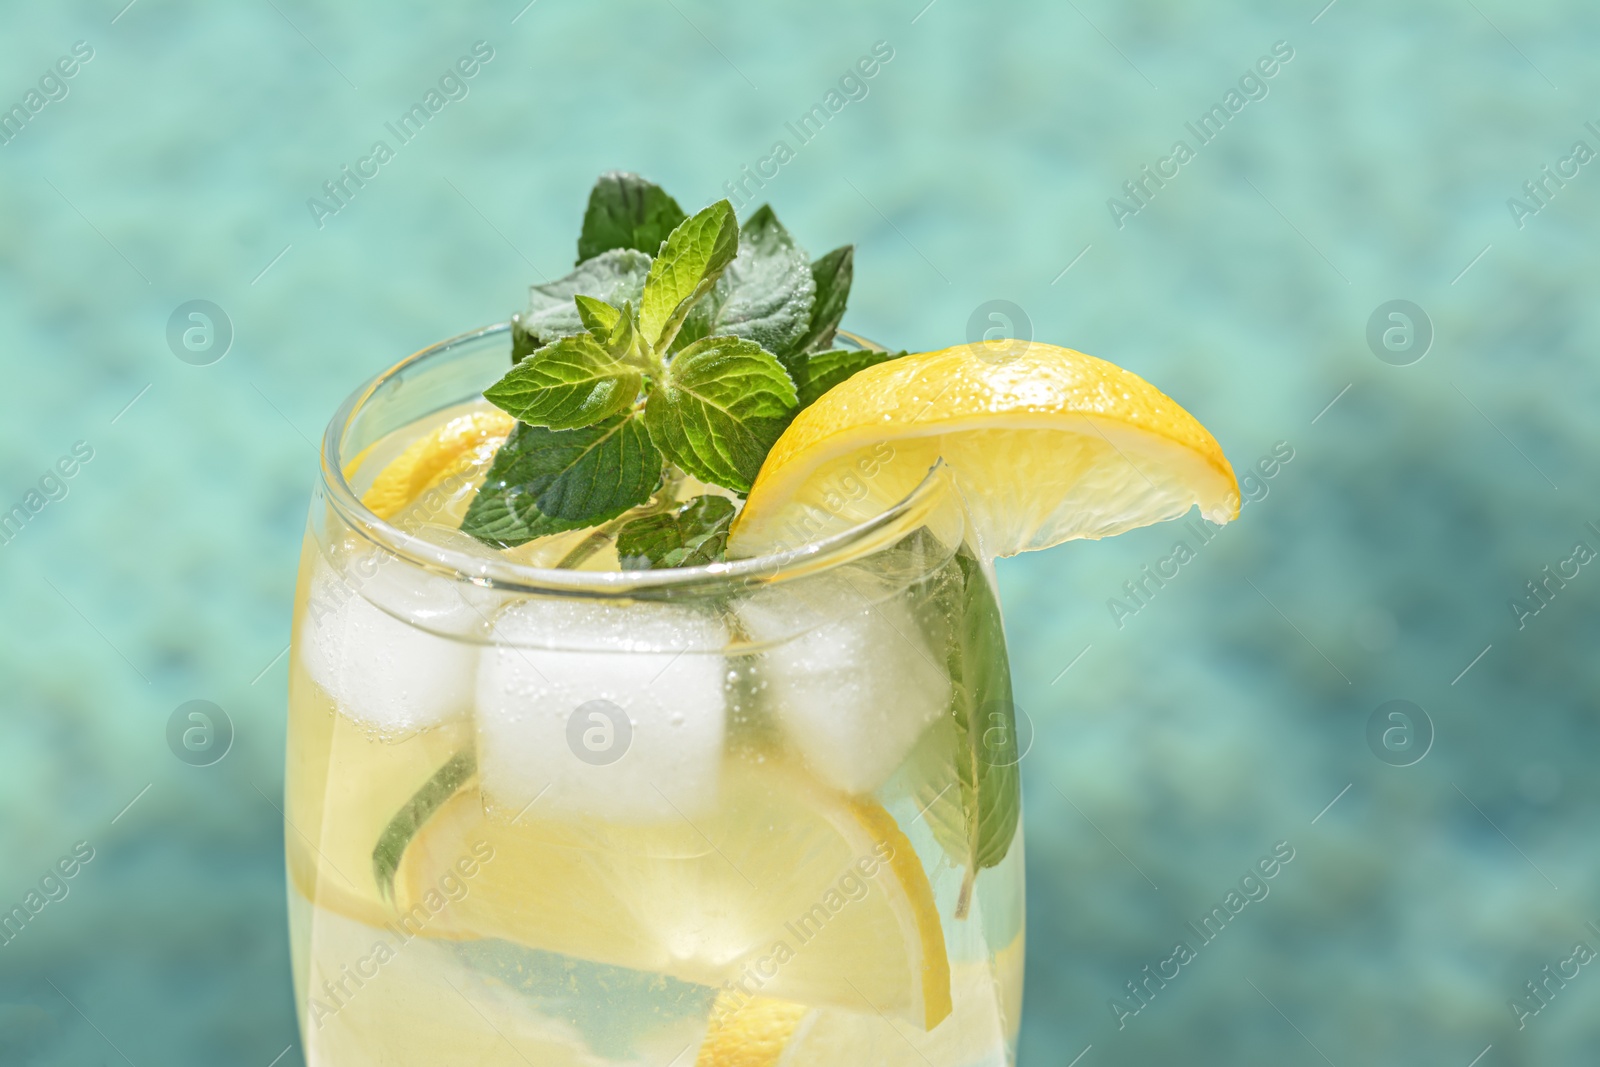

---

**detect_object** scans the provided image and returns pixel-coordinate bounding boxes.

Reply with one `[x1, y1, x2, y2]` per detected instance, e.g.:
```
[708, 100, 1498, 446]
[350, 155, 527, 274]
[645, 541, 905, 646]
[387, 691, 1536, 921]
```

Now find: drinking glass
[285, 324, 1025, 1066]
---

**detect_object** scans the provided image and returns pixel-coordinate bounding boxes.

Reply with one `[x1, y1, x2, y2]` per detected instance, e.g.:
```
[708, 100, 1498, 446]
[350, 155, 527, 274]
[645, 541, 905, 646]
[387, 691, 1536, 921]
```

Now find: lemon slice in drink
[730, 342, 1238, 558]
[696, 939, 1022, 1067]
[695, 997, 811, 1067]
[391, 759, 952, 1029]
[358, 409, 514, 520]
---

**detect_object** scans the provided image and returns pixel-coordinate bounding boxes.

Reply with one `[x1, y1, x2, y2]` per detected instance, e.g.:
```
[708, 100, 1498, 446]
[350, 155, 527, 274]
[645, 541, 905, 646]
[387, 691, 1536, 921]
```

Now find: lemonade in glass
[285, 174, 1238, 1066]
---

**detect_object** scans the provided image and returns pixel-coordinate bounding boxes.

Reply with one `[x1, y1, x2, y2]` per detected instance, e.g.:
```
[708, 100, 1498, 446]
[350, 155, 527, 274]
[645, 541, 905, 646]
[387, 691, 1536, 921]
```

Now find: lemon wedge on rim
[730, 342, 1238, 558]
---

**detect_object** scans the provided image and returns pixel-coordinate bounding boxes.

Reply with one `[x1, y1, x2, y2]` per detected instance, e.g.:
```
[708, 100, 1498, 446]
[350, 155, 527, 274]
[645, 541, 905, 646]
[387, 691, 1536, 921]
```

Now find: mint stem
[552, 527, 617, 569]
[955, 869, 975, 921]
[552, 467, 684, 569]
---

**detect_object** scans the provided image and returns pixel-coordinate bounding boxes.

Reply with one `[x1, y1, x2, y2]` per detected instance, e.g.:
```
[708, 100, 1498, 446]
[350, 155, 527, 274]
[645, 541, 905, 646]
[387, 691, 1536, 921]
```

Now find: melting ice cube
[737, 574, 950, 795]
[475, 598, 728, 822]
[298, 547, 488, 735]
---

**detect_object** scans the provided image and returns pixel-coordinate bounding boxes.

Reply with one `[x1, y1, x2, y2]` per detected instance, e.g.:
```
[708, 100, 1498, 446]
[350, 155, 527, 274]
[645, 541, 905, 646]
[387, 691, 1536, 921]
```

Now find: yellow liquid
[287, 412, 1024, 1067]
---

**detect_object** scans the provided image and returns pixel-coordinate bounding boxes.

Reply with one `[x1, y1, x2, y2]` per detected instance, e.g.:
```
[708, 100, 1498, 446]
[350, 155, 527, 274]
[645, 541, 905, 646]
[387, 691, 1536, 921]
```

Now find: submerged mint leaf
[616, 494, 736, 569]
[945, 551, 1020, 918]
[643, 337, 797, 494]
[793, 245, 854, 358]
[577, 172, 688, 264]
[484, 335, 642, 430]
[372, 748, 475, 899]
[461, 414, 663, 547]
[520, 249, 653, 351]
[791, 347, 907, 408]
[709, 205, 815, 363]
[638, 201, 739, 352]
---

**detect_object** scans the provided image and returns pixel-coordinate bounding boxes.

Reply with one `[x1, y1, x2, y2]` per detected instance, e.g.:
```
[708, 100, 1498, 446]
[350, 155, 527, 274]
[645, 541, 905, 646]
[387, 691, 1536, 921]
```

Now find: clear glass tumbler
[286, 324, 1025, 1066]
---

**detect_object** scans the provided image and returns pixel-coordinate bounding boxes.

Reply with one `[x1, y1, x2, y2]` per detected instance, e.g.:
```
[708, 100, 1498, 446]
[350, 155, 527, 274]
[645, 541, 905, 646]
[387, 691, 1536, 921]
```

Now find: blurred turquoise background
[3, 0, 1598, 1063]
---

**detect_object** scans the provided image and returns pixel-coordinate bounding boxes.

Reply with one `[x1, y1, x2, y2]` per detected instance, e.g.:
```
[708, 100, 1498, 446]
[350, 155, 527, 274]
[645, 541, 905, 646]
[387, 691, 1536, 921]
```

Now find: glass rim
[319, 322, 951, 597]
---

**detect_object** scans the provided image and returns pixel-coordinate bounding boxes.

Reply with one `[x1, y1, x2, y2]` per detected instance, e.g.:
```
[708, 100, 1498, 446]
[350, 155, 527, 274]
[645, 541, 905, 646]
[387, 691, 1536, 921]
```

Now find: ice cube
[299, 547, 487, 735]
[475, 599, 728, 822]
[737, 574, 950, 795]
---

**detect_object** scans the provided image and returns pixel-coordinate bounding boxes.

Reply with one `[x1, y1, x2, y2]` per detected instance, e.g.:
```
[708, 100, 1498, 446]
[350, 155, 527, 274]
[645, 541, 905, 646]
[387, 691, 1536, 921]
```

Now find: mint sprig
[464, 172, 878, 553]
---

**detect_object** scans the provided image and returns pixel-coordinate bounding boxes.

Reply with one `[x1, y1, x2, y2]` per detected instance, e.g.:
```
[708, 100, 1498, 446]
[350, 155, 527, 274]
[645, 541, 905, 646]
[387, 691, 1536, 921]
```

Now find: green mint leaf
[519, 249, 652, 352]
[643, 336, 797, 493]
[372, 748, 476, 899]
[945, 551, 1020, 917]
[918, 750, 975, 876]
[791, 347, 907, 408]
[577, 172, 688, 264]
[606, 299, 637, 353]
[638, 200, 739, 352]
[574, 295, 622, 339]
[608, 299, 643, 359]
[484, 335, 642, 430]
[461, 413, 663, 547]
[707, 205, 816, 363]
[616, 494, 736, 569]
[793, 245, 854, 357]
